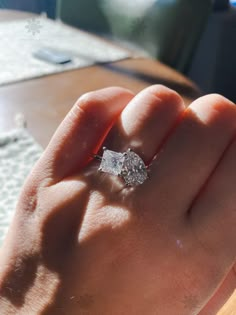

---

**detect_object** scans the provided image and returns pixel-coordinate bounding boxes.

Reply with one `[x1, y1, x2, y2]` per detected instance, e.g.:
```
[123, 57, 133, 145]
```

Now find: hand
[0, 85, 235, 315]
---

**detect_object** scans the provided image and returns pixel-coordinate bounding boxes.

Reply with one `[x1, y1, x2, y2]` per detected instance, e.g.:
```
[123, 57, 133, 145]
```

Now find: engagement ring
[94, 148, 148, 187]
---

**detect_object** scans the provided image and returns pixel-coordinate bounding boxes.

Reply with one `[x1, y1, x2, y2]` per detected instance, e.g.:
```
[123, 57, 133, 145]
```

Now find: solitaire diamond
[99, 149, 124, 176]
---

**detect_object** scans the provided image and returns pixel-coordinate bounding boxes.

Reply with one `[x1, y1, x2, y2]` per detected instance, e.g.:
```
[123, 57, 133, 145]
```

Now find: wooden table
[0, 10, 235, 315]
[0, 9, 201, 147]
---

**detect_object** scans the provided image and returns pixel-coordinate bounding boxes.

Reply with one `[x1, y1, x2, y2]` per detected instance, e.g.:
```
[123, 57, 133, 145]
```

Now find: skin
[0, 85, 235, 315]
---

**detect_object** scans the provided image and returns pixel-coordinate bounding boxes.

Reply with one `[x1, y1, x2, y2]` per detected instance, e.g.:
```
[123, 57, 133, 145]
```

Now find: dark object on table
[33, 47, 72, 65]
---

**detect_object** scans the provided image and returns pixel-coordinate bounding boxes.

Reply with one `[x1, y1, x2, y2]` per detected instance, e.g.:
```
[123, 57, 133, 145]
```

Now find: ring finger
[104, 85, 185, 165]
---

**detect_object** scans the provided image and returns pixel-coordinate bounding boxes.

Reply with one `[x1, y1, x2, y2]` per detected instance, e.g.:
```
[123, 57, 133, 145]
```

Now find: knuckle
[70, 87, 134, 122]
[190, 93, 236, 126]
[200, 94, 235, 112]
[76, 87, 134, 111]
[71, 91, 100, 120]
[145, 84, 184, 108]
[206, 93, 235, 109]
[76, 91, 98, 110]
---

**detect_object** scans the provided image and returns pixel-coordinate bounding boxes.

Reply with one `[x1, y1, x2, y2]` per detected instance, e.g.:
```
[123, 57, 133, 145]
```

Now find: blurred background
[0, 0, 236, 101]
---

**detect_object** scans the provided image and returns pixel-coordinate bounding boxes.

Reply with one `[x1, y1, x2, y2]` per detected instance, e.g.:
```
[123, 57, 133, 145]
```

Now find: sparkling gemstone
[122, 150, 148, 186]
[100, 149, 124, 176]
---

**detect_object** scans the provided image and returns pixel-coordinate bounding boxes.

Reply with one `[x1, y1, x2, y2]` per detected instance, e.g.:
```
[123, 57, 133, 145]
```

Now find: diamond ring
[94, 147, 148, 187]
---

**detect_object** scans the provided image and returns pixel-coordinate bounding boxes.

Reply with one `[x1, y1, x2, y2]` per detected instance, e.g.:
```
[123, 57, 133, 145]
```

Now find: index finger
[34, 87, 134, 185]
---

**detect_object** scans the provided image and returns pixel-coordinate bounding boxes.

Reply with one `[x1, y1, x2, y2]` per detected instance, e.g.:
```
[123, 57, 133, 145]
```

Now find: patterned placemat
[0, 16, 131, 86]
[0, 128, 42, 245]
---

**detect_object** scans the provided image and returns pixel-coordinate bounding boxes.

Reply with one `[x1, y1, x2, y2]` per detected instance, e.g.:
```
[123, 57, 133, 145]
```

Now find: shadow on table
[56, 44, 202, 102]
[102, 62, 202, 101]
[68, 48, 201, 101]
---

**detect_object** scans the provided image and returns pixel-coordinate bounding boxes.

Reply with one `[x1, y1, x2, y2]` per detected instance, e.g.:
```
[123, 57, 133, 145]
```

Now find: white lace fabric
[0, 129, 42, 245]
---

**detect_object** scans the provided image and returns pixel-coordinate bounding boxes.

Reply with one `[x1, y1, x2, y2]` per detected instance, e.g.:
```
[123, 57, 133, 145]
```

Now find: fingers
[104, 85, 185, 164]
[145, 94, 236, 218]
[189, 130, 236, 261]
[37, 87, 134, 184]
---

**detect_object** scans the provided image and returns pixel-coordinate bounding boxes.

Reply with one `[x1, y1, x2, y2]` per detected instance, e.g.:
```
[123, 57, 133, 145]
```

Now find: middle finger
[104, 85, 185, 165]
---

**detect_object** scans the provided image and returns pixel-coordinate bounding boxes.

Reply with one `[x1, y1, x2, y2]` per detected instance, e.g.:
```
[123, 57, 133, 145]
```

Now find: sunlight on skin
[189, 96, 236, 126]
[23, 265, 60, 314]
[120, 94, 161, 136]
[176, 239, 184, 250]
[78, 191, 131, 244]
[129, 139, 143, 150]
[218, 290, 236, 314]
[43, 179, 88, 212]
[189, 107, 218, 125]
